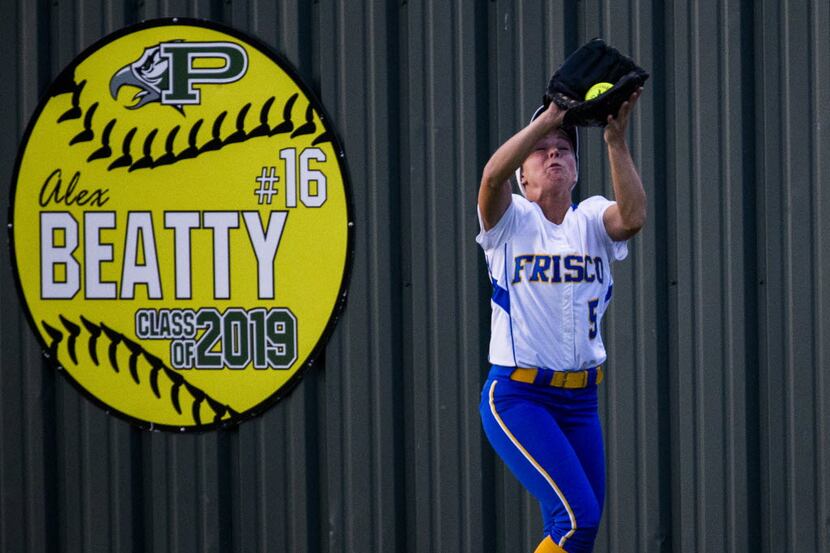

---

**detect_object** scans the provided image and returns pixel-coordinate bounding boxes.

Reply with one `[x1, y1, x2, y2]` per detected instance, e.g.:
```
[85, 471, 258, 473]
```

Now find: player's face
[522, 130, 577, 199]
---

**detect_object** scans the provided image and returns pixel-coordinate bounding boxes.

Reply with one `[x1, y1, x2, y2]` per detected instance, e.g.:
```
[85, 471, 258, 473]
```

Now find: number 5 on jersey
[588, 298, 599, 340]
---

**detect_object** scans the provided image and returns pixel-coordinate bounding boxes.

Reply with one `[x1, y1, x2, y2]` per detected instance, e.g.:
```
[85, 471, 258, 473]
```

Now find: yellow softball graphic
[10, 19, 353, 431]
[585, 82, 614, 100]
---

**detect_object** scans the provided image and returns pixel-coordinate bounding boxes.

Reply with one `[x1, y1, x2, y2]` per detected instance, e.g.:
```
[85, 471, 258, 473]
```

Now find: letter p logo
[159, 42, 248, 105]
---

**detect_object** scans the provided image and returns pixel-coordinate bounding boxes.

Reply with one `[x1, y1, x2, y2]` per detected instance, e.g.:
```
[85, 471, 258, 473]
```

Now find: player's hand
[537, 101, 568, 130]
[604, 87, 642, 147]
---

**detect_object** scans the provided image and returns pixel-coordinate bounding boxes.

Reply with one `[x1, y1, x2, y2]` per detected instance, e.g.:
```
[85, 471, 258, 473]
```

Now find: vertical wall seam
[687, 2, 702, 550]
[741, 0, 763, 549]
[309, 5, 327, 552]
[779, 0, 797, 547]
[424, 3, 439, 549]
[385, 0, 407, 551]
[806, 1, 820, 547]
[363, 2, 381, 549]
[738, 0, 762, 550]
[649, 0, 671, 549]
[718, 3, 734, 551]
[810, 0, 829, 548]
[452, 2, 466, 551]
[477, 3, 496, 553]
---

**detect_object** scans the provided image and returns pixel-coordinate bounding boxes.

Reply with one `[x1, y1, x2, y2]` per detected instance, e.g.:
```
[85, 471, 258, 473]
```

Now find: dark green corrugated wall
[1, 1, 828, 552]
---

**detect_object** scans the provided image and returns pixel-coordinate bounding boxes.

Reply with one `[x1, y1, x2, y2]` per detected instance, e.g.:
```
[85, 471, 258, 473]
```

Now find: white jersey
[476, 194, 628, 371]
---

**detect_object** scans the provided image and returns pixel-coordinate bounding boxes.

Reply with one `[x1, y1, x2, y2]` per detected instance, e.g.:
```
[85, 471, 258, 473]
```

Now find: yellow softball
[585, 82, 614, 100]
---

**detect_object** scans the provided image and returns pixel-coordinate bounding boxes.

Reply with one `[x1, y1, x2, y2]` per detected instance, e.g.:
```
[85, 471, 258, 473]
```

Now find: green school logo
[110, 41, 249, 109]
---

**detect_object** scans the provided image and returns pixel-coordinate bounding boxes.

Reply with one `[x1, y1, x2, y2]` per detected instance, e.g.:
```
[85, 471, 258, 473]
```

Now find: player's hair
[516, 105, 580, 197]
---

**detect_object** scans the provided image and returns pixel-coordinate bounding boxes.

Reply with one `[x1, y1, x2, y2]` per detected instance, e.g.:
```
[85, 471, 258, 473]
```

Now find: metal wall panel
[319, 2, 403, 552]
[400, 3, 490, 552]
[665, 1, 756, 551]
[1, 1, 829, 552]
[757, 1, 830, 552]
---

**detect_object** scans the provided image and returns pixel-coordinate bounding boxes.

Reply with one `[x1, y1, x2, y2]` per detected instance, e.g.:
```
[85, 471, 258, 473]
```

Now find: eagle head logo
[110, 44, 176, 110]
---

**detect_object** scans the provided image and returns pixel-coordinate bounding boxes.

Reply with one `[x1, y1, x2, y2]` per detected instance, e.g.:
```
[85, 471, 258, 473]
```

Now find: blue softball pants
[480, 365, 605, 553]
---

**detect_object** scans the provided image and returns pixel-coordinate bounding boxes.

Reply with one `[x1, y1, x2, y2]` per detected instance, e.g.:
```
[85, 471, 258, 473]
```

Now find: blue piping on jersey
[604, 283, 613, 303]
[491, 278, 510, 313]
[504, 242, 518, 366]
[572, 202, 578, 210]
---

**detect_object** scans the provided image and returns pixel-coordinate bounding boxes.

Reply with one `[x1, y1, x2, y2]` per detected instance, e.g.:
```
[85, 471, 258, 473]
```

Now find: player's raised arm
[478, 102, 568, 230]
[601, 88, 647, 241]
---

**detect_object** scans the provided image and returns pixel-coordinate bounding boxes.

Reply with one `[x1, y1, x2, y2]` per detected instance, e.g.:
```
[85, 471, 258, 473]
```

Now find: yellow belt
[509, 366, 603, 389]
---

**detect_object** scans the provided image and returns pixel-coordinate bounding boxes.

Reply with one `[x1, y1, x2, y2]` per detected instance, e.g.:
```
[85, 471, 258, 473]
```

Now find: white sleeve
[475, 194, 530, 252]
[579, 195, 628, 261]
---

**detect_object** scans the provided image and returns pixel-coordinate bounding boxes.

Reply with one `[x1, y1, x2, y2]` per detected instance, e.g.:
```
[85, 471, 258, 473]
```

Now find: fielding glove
[544, 38, 649, 127]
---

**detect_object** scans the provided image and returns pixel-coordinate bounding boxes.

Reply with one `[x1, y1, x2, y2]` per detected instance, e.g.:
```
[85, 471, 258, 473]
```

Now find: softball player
[476, 89, 645, 553]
